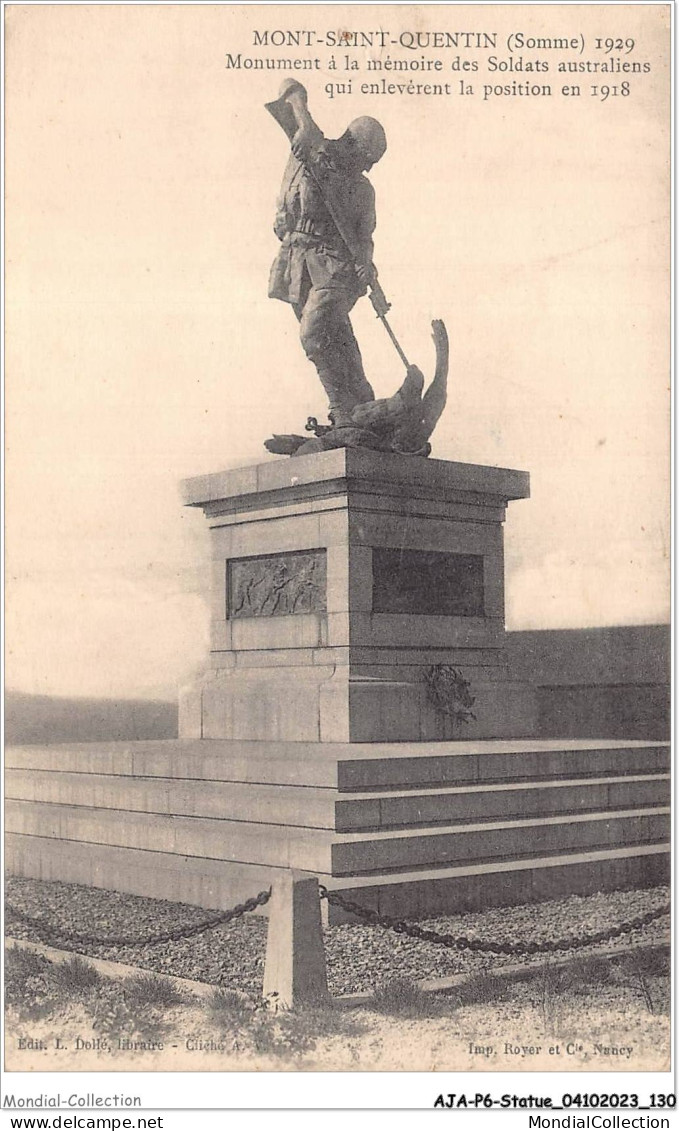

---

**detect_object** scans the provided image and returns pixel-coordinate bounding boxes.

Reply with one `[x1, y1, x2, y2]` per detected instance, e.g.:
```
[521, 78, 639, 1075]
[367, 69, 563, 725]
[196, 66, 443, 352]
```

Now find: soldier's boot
[319, 324, 375, 426]
[315, 366, 360, 427]
[341, 336, 375, 410]
[309, 333, 375, 425]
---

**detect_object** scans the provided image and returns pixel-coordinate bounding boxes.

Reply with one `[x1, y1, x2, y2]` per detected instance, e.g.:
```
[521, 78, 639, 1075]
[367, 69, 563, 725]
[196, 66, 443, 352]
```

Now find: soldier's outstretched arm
[277, 81, 324, 161]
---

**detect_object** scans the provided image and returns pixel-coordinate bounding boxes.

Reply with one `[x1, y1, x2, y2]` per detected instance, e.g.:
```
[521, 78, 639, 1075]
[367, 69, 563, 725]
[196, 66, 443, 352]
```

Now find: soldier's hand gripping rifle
[265, 80, 411, 370]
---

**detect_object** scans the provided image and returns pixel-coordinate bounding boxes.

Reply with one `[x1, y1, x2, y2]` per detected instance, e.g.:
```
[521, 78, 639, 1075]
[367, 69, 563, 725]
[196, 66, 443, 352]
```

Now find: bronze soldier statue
[266, 80, 449, 458]
[268, 80, 385, 426]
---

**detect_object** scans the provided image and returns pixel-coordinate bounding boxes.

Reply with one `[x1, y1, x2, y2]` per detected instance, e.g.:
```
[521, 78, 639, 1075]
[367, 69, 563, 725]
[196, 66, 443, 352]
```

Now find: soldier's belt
[291, 232, 347, 259]
[294, 219, 337, 239]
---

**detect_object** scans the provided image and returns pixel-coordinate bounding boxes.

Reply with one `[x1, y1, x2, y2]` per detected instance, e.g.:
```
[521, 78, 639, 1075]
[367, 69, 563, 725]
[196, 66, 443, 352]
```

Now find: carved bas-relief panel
[372, 548, 485, 617]
[228, 550, 327, 618]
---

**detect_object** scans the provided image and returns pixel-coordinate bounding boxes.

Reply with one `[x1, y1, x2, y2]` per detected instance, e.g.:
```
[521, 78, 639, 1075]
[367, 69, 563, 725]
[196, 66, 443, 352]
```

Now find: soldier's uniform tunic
[268, 132, 376, 422]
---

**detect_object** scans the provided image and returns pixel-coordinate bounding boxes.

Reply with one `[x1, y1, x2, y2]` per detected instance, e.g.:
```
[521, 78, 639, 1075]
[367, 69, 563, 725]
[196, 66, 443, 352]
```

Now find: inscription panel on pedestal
[228, 550, 327, 618]
[372, 548, 485, 617]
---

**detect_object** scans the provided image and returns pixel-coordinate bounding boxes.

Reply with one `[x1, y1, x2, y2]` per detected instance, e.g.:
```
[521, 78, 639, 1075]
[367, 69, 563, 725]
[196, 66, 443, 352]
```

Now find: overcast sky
[6, 4, 670, 700]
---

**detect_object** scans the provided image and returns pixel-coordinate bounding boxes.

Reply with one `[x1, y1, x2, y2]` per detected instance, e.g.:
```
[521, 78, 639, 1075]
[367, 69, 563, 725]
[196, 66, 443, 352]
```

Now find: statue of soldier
[268, 80, 387, 426]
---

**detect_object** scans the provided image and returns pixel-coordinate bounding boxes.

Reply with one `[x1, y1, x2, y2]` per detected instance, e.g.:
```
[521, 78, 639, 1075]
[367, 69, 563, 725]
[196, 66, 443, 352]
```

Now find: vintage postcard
[3, 0, 671, 1091]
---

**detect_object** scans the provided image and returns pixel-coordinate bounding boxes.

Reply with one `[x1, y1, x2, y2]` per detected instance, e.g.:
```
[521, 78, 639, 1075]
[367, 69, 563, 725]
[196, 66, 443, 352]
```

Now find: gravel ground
[5, 877, 670, 997]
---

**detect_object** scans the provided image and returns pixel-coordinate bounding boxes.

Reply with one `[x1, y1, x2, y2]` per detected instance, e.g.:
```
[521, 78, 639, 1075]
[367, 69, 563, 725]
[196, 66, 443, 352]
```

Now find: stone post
[263, 871, 330, 1010]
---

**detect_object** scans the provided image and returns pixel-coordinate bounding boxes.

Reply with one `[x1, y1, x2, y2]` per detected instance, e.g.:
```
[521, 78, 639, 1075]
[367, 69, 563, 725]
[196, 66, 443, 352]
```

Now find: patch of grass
[250, 1011, 315, 1057]
[563, 955, 613, 989]
[533, 956, 613, 997]
[278, 1004, 367, 1044]
[207, 989, 299, 1057]
[88, 981, 171, 1044]
[626, 946, 670, 978]
[616, 947, 671, 1016]
[5, 947, 51, 998]
[629, 947, 671, 1015]
[538, 962, 561, 1036]
[124, 973, 187, 1008]
[371, 977, 445, 1018]
[4, 947, 67, 1021]
[207, 989, 313, 1058]
[206, 989, 367, 1060]
[5, 949, 184, 1038]
[54, 955, 103, 994]
[205, 988, 259, 1054]
[454, 972, 512, 1006]
[207, 988, 255, 1030]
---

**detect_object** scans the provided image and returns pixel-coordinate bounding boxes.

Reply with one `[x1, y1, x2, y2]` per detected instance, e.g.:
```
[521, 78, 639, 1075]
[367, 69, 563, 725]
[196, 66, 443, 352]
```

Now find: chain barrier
[5, 889, 271, 949]
[8, 882, 670, 959]
[319, 887, 670, 956]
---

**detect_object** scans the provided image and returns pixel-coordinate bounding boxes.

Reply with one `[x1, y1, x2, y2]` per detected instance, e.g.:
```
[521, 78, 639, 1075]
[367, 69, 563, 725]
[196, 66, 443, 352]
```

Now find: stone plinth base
[6, 738, 670, 921]
[180, 669, 536, 743]
[181, 449, 536, 742]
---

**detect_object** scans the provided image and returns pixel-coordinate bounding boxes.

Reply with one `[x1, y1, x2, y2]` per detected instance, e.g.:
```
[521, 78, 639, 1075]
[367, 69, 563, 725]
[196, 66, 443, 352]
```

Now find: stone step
[5, 770, 337, 830]
[5, 799, 333, 873]
[323, 843, 671, 920]
[4, 741, 340, 788]
[6, 798, 669, 876]
[5, 739, 669, 791]
[336, 774, 670, 831]
[331, 807, 670, 875]
[6, 768, 669, 833]
[5, 832, 670, 923]
[5, 832, 281, 915]
[336, 744, 670, 792]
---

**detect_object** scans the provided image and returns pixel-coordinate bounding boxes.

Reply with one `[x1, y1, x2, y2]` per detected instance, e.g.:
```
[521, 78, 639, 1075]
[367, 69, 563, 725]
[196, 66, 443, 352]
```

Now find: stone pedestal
[7, 452, 668, 925]
[180, 449, 536, 742]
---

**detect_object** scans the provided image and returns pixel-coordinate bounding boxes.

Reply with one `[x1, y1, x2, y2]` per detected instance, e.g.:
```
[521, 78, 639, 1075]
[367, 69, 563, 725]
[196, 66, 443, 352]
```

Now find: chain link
[319, 887, 670, 956]
[8, 882, 670, 958]
[5, 889, 271, 949]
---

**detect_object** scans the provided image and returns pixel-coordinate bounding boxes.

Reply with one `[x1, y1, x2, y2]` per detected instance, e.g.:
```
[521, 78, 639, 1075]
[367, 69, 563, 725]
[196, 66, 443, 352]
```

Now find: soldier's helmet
[347, 117, 387, 166]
